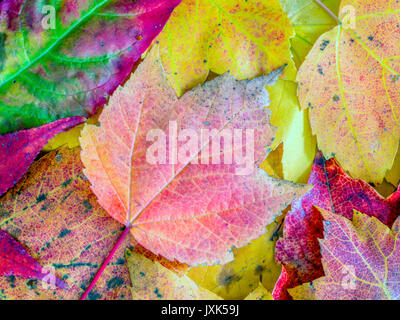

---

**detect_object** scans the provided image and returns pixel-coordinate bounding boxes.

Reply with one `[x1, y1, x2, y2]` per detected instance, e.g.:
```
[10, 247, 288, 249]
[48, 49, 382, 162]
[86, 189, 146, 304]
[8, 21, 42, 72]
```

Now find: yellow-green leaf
[280, 0, 340, 67]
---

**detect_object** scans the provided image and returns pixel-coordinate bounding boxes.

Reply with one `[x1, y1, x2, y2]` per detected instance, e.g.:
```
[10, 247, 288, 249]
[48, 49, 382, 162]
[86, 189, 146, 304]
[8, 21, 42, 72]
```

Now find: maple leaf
[155, 0, 294, 96]
[0, 147, 134, 300]
[289, 209, 400, 300]
[187, 217, 283, 300]
[0, 229, 67, 289]
[297, 0, 400, 183]
[273, 151, 400, 300]
[279, 0, 340, 67]
[0, 0, 181, 134]
[80, 46, 310, 267]
[126, 250, 221, 300]
[0, 117, 84, 196]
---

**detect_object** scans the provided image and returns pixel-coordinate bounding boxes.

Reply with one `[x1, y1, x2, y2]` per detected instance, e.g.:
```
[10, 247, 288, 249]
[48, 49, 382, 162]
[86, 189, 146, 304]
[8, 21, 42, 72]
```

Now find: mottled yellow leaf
[244, 283, 273, 300]
[157, 0, 294, 96]
[187, 218, 283, 300]
[126, 250, 221, 300]
[297, 0, 400, 183]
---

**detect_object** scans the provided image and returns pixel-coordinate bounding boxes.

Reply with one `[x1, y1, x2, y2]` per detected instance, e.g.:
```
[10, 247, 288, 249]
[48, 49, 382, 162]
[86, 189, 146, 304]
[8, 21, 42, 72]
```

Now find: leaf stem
[313, 0, 341, 24]
[80, 226, 131, 300]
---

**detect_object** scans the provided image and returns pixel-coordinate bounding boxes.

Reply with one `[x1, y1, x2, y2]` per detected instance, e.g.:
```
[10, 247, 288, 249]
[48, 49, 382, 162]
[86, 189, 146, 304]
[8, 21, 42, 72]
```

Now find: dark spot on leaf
[62, 179, 72, 187]
[7, 275, 16, 288]
[88, 290, 101, 300]
[83, 200, 93, 213]
[0, 211, 10, 218]
[114, 258, 125, 265]
[217, 268, 240, 286]
[107, 277, 124, 289]
[320, 40, 330, 51]
[58, 229, 71, 238]
[154, 287, 162, 298]
[36, 193, 48, 203]
[26, 279, 37, 289]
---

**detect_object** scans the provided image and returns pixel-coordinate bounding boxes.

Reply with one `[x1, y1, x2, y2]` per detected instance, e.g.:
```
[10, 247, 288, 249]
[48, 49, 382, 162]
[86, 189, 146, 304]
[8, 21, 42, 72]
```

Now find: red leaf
[273, 151, 400, 300]
[0, 229, 68, 289]
[0, 117, 85, 196]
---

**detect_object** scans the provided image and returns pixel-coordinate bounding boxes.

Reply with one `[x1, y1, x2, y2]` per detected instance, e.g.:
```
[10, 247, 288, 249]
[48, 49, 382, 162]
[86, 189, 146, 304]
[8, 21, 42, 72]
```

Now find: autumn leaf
[187, 218, 283, 300]
[126, 250, 221, 300]
[80, 46, 310, 266]
[244, 283, 273, 300]
[290, 209, 400, 300]
[266, 61, 316, 183]
[297, 0, 400, 183]
[156, 0, 294, 96]
[43, 111, 102, 152]
[273, 151, 400, 300]
[385, 147, 400, 187]
[0, 147, 134, 300]
[279, 0, 340, 67]
[0, 0, 181, 134]
[0, 117, 84, 196]
[0, 229, 67, 289]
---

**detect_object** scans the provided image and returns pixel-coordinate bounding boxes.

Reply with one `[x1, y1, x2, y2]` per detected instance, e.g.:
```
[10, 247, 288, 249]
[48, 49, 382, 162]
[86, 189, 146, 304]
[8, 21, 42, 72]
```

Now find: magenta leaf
[0, 117, 85, 196]
[0, 229, 68, 289]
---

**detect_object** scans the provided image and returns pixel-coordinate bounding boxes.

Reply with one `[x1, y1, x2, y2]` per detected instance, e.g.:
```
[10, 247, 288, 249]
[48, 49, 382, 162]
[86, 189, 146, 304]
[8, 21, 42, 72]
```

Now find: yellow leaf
[157, 0, 294, 96]
[187, 218, 283, 300]
[244, 283, 273, 300]
[266, 61, 316, 183]
[297, 0, 400, 183]
[43, 110, 101, 151]
[126, 250, 221, 300]
[263, 144, 284, 179]
[386, 145, 400, 187]
[280, 0, 340, 68]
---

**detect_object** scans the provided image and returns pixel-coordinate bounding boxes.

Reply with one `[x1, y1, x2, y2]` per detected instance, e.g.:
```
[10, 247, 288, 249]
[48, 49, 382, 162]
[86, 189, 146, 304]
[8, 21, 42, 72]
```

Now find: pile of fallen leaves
[1, 0, 400, 300]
